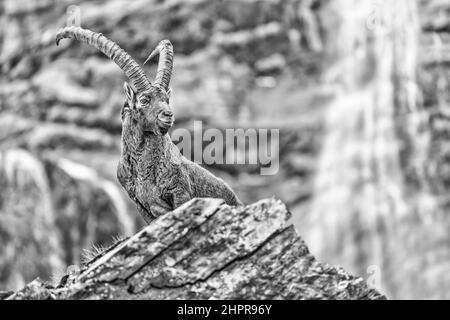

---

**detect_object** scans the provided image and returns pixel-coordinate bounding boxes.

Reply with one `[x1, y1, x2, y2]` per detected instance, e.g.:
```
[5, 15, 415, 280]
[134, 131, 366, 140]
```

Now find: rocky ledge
[3, 198, 385, 300]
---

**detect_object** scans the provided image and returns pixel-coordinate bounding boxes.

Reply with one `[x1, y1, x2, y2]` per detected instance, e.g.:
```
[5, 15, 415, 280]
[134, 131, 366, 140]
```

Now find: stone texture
[4, 198, 385, 300]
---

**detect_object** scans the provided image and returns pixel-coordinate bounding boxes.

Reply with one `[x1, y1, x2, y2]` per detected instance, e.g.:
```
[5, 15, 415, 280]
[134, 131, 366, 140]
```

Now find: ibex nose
[162, 111, 173, 117]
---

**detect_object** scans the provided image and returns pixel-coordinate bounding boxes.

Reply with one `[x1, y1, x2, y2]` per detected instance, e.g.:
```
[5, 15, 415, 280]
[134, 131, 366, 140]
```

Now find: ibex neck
[122, 128, 171, 161]
[144, 133, 171, 158]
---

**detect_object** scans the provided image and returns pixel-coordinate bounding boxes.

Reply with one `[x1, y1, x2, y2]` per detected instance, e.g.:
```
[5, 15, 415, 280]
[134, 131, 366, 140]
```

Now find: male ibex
[56, 26, 243, 223]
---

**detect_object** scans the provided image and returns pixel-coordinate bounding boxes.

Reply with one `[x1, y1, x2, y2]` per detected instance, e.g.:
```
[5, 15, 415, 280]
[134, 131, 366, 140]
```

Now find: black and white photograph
[0, 0, 449, 303]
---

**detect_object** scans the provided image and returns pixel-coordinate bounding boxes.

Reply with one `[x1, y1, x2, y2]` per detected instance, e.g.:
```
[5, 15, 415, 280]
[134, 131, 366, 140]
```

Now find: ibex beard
[56, 26, 243, 224]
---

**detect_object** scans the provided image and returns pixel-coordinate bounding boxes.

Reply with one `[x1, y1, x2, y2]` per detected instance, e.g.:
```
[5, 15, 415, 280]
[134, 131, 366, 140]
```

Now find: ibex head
[122, 78, 174, 136]
[56, 27, 174, 135]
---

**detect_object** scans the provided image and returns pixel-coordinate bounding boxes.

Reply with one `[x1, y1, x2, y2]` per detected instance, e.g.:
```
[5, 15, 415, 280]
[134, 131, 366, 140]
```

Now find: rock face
[5, 198, 384, 300]
[0, 149, 136, 290]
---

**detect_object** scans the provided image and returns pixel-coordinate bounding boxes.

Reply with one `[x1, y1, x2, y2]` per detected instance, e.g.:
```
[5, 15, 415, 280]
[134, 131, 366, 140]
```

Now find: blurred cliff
[0, 0, 449, 299]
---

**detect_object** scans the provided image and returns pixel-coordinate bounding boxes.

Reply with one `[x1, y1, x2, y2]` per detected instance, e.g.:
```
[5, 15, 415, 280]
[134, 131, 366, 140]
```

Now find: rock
[7, 198, 385, 300]
[4, 279, 54, 300]
[0, 149, 64, 291]
[0, 290, 14, 300]
[0, 149, 136, 291]
[25, 124, 118, 151]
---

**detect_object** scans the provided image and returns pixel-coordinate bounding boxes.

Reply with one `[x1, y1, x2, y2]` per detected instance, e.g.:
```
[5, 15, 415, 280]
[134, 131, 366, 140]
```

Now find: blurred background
[0, 0, 449, 299]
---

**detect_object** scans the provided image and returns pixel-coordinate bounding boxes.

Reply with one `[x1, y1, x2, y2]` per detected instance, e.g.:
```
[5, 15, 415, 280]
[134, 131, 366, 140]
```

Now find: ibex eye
[140, 97, 150, 104]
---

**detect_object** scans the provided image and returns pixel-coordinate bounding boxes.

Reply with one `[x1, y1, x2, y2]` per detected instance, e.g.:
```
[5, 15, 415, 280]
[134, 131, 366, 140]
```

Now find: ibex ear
[123, 82, 135, 106]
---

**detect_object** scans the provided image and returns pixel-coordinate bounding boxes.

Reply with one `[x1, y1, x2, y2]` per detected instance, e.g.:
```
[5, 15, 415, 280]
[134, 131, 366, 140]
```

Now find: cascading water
[306, 0, 442, 298]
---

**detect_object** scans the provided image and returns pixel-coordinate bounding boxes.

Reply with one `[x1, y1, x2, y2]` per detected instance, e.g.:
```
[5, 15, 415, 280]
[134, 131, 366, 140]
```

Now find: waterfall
[306, 0, 440, 298]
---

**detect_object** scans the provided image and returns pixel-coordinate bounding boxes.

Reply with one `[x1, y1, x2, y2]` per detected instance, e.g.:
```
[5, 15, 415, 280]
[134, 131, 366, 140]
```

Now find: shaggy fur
[117, 83, 243, 223]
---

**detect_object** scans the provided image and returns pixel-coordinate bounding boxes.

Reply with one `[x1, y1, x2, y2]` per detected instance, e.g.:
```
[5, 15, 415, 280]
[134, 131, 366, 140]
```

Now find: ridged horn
[143, 40, 173, 92]
[56, 26, 152, 92]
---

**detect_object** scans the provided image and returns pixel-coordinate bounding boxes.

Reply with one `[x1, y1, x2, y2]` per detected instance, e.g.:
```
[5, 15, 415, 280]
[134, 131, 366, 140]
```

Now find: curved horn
[143, 40, 173, 92]
[56, 26, 152, 92]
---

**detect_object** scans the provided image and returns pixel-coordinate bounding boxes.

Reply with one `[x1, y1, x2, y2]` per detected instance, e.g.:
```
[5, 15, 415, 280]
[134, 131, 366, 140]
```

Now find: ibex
[56, 26, 243, 223]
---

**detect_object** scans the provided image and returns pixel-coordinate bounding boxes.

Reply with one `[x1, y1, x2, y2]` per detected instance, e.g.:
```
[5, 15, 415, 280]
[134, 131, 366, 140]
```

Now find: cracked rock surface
[5, 198, 385, 300]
